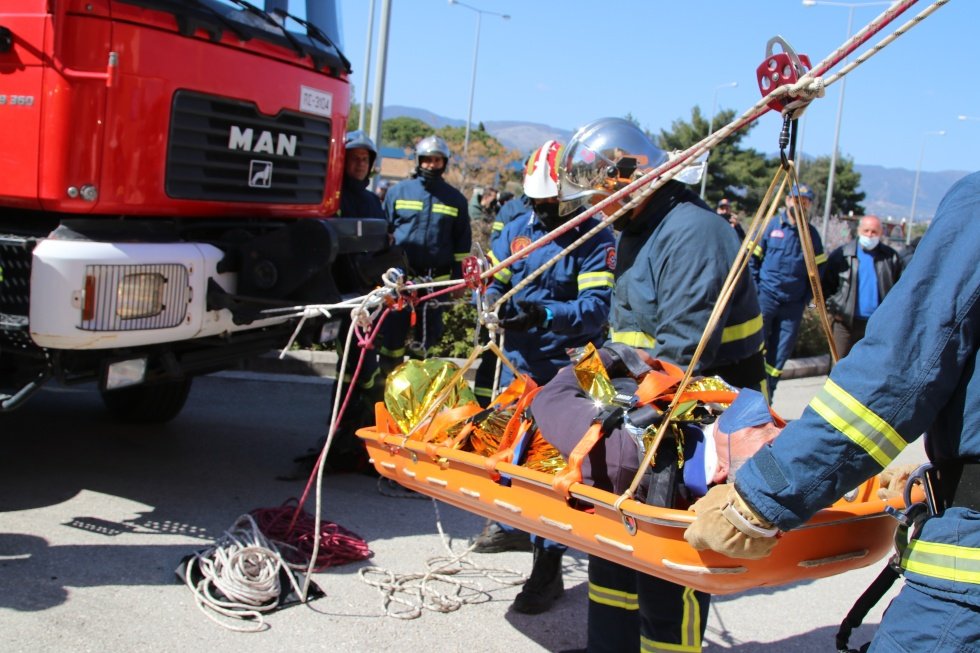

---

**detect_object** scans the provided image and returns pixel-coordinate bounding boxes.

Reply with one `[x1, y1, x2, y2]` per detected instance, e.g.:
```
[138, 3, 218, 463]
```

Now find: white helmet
[558, 117, 668, 216]
[522, 140, 563, 199]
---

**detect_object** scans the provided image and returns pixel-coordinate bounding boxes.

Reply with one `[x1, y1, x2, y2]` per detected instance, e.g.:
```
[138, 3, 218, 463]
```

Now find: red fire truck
[0, 0, 386, 420]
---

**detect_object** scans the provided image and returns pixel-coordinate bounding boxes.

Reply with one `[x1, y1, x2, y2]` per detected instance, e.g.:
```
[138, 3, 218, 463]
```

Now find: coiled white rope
[184, 514, 305, 632]
[357, 499, 526, 619]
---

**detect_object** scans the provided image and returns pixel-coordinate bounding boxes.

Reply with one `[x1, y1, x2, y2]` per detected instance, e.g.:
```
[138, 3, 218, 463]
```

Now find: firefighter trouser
[869, 584, 980, 652]
[758, 295, 806, 394]
[378, 300, 445, 374]
[587, 556, 709, 652]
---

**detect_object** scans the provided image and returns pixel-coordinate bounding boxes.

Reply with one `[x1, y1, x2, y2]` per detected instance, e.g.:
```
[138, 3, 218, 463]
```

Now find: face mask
[858, 235, 880, 251]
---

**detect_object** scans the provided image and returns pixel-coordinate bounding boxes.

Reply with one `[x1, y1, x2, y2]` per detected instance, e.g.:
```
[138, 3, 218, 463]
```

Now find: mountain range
[384, 105, 968, 221]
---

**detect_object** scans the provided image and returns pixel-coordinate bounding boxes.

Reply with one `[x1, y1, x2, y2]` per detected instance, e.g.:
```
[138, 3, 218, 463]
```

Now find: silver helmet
[345, 130, 378, 167]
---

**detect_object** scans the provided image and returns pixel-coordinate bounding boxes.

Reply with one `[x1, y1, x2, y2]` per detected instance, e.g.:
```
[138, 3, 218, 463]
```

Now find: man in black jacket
[822, 215, 903, 357]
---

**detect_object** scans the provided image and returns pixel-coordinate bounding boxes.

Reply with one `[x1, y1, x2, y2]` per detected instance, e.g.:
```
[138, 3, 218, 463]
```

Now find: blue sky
[333, 0, 977, 173]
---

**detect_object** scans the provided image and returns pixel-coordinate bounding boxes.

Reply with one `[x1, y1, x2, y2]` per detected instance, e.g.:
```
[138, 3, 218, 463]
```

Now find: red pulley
[756, 36, 812, 112]
[461, 255, 483, 289]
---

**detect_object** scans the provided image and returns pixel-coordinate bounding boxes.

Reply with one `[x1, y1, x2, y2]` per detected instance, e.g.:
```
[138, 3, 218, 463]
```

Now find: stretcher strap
[552, 422, 605, 499]
[485, 384, 541, 474]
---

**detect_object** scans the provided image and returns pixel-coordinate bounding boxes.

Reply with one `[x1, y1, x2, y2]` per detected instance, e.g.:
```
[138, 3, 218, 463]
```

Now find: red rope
[252, 501, 372, 571]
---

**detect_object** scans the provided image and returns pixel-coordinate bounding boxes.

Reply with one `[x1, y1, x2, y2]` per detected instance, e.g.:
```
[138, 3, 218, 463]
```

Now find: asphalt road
[0, 372, 925, 652]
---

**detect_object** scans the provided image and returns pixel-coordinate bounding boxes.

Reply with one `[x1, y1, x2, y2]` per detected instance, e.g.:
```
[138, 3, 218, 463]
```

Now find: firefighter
[470, 140, 616, 614]
[685, 171, 980, 651]
[750, 184, 827, 395]
[380, 135, 472, 374]
[540, 117, 765, 652]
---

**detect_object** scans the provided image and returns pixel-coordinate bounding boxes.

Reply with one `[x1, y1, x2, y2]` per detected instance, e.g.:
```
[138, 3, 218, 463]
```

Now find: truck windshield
[118, 0, 350, 74]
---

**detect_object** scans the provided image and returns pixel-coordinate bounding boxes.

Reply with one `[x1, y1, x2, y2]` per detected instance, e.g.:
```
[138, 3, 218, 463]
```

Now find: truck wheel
[100, 377, 193, 423]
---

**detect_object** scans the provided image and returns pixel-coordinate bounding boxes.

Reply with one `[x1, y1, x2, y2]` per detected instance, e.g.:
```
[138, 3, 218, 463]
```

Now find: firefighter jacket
[488, 212, 616, 381]
[491, 194, 533, 243]
[383, 176, 471, 279]
[340, 174, 385, 220]
[609, 182, 764, 374]
[822, 239, 903, 327]
[750, 211, 827, 304]
[736, 171, 980, 607]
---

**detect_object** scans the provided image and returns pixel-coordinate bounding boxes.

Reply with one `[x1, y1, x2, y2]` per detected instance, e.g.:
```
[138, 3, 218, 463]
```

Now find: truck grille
[166, 90, 331, 204]
[0, 235, 35, 318]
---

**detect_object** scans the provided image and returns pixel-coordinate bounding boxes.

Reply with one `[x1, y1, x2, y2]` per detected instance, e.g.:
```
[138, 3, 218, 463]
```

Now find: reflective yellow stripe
[433, 273, 451, 281]
[491, 221, 503, 232]
[473, 386, 494, 398]
[453, 252, 469, 262]
[343, 368, 380, 390]
[681, 586, 701, 649]
[902, 540, 980, 584]
[753, 245, 763, 258]
[380, 346, 405, 358]
[815, 252, 828, 265]
[809, 378, 906, 467]
[432, 203, 459, 217]
[394, 199, 423, 211]
[641, 639, 701, 653]
[588, 582, 639, 610]
[721, 313, 763, 344]
[488, 252, 511, 283]
[578, 271, 615, 291]
[765, 362, 782, 377]
[610, 329, 656, 349]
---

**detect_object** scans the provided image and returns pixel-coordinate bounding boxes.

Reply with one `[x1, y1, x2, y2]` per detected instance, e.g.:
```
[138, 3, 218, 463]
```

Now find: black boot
[469, 521, 532, 553]
[512, 545, 564, 614]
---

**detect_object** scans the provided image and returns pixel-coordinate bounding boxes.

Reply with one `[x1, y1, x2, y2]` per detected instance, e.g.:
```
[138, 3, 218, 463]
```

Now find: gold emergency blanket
[384, 358, 476, 434]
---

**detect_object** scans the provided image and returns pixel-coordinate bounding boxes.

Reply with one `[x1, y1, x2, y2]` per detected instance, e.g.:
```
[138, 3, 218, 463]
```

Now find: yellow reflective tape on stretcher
[809, 379, 906, 468]
[488, 252, 511, 284]
[453, 252, 468, 262]
[588, 582, 639, 610]
[815, 252, 828, 265]
[432, 204, 459, 217]
[610, 330, 656, 349]
[394, 199, 424, 211]
[721, 313, 763, 344]
[577, 271, 615, 291]
[901, 540, 980, 584]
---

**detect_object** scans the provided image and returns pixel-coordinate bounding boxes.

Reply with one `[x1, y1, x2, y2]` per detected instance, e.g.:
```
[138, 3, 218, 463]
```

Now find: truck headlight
[116, 272, 166, 319]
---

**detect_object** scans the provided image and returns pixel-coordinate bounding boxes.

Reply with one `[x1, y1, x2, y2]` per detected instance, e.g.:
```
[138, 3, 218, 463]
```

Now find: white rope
[184, 514, 306, 632]
[358, 498, 526, 619]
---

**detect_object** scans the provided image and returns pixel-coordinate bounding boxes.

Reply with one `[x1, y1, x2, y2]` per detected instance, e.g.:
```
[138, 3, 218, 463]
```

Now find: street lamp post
[802, 0, 893, 242]
[699, 81, 738, 200]
[448, 0, 510, 182]
[907, 130, 946, 246]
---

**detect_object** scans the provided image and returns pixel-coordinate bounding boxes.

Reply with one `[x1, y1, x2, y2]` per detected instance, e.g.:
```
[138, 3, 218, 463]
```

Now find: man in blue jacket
[544, 117, 765, 653]
[380, 135, 471, 374]
[685, 172, 980, 651]
[470, 140, 616, 614]
[750, 184, 826, 395]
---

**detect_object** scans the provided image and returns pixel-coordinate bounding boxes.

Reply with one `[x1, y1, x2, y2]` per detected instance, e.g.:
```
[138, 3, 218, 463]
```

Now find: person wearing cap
[684, 172, 980, 652]
[717, 198, 745, 241]
[750, 184, 827, 396]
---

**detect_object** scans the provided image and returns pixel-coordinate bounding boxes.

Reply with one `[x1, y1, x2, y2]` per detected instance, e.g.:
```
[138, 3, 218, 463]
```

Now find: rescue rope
[183, 513, 305, 632]
[357, 499, 526, 619]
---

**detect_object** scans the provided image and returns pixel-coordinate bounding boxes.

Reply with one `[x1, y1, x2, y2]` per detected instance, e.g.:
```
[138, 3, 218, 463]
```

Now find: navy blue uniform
[737, 172, 980, 651]
[380, 176, 471, 367]
[491, 194, 533, 245]
[534, 182, 765, 652]
[750, 211, 826, 393]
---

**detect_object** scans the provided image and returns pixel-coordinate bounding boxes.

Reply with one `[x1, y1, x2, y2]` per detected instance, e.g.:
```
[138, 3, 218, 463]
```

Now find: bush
[792, 306, 832, 358]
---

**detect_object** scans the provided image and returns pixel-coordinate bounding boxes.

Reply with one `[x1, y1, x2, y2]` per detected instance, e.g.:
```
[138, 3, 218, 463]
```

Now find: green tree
[796, 155, 866, 218]
[658, 106, 771, 214]
[382, 117, 433, 150]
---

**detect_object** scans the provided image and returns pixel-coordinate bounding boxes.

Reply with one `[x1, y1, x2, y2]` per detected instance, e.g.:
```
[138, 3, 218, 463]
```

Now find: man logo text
[228, 126, 297, 157]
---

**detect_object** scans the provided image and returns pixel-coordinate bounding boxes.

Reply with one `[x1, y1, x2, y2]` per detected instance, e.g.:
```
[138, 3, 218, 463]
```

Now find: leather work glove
[877, 462, 920, 500]
[499, 300, 548, 332]
[683, 484, 779, 559]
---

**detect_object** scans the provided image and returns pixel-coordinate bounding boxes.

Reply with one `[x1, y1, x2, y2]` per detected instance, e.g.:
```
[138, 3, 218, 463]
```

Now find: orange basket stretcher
[357, 398, 907, 596]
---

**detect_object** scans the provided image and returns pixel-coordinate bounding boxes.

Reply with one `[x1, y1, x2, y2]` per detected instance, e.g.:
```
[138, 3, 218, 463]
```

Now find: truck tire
[100, 377, 193, 423]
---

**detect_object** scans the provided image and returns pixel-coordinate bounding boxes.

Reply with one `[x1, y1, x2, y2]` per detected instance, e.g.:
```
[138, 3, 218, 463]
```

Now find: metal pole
[368, 0, 392, 187]
[462, 11, 481, 182]
[820, 5, 854, 243]
[907, 130, 946, 246]
[357, 0, 376, 133]
[699, 81, 737, 200]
